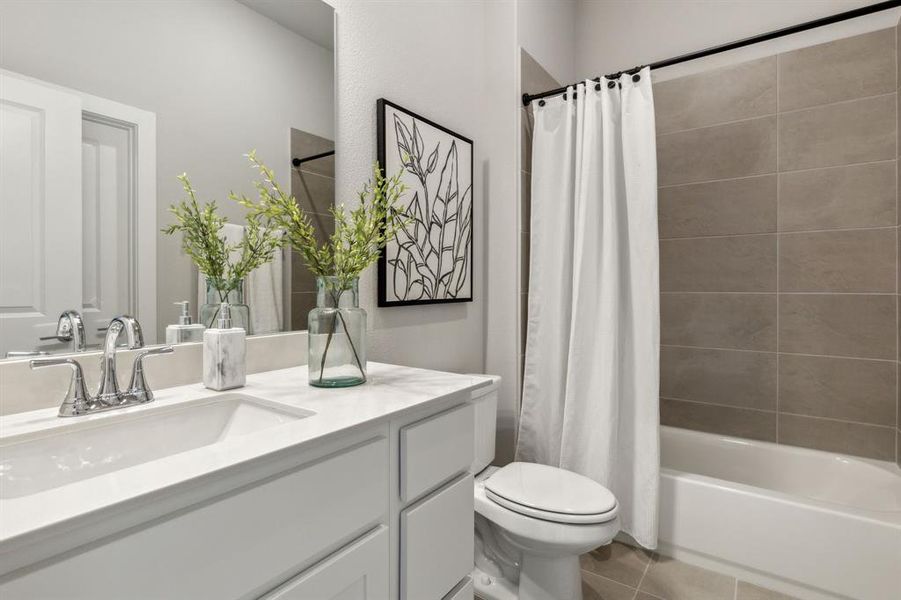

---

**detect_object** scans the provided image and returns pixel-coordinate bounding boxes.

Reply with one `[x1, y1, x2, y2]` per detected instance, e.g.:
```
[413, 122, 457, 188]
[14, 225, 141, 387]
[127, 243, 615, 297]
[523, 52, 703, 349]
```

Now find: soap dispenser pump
[203, 302, 246, 391]
[166, 301, 205, 343]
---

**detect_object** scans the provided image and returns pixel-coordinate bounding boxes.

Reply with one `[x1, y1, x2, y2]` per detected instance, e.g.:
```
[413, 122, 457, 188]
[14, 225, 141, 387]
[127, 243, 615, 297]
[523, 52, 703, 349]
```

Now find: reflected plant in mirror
[237, 153, 408, 387]
[163, 172, 283, 332]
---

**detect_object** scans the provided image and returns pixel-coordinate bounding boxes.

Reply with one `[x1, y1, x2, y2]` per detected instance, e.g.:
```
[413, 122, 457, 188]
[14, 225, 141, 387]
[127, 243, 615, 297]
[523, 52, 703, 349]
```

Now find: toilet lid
[484, 462, 617, 524]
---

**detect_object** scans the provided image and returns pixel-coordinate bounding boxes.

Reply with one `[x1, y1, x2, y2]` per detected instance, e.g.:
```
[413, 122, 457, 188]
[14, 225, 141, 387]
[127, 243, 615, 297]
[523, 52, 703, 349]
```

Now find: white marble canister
[203, 327, 246, 391]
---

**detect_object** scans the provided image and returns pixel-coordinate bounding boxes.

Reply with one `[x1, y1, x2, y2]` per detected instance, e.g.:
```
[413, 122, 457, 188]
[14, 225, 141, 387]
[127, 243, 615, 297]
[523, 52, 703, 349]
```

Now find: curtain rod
[292, 150, 335, 167]
[522, 0, 901, 106]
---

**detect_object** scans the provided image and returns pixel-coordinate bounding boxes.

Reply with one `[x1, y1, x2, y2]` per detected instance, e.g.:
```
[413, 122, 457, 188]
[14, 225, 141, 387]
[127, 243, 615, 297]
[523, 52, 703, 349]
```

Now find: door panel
[0, 73, 82, 356]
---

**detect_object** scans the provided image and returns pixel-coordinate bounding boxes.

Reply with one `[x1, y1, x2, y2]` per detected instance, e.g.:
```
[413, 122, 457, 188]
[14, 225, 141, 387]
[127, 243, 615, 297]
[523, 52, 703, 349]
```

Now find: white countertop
[0, 363, 490, 561]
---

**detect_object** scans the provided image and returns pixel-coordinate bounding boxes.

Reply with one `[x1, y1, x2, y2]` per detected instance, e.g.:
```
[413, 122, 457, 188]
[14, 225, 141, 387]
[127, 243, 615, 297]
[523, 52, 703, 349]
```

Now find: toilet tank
[468, 375, 501, 474]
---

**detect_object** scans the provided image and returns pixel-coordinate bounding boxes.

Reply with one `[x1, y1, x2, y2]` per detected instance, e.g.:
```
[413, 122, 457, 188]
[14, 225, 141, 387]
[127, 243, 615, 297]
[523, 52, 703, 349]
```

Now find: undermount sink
[0, 394, 313, 499]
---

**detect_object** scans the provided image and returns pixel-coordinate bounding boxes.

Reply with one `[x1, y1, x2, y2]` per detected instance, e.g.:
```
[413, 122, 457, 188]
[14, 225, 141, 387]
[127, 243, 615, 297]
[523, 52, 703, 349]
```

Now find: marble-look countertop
[0, 363, 491, 561]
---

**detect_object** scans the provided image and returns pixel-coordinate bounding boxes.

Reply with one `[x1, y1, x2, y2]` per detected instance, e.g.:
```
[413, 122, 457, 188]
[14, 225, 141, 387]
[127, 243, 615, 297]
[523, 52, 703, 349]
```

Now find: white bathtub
[657, 426, 901, 600]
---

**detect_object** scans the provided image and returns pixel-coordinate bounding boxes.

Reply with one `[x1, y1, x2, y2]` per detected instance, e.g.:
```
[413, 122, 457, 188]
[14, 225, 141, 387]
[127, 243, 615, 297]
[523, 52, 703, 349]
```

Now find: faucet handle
[126, 346, 174, 404]
[30, 358, 94, 417]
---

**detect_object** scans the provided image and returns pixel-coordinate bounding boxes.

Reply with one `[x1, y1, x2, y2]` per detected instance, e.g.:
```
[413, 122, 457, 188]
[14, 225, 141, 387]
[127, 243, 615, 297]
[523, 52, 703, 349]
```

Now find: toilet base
[472, 565, 518, 600]
[472, 554, 583, 600]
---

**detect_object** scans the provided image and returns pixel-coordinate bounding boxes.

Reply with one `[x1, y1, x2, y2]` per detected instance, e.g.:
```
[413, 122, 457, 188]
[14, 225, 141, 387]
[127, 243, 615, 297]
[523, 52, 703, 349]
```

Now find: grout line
[661, 290, 897, 296]
[733, 577, 739, 600]
[658, 158, 896, 189]
[662, 395, 897, 430]
[661, 343, 900, 364]
[633, 552, 654, 598]
[775, 56, 781, 443]
[656, 90, 898, 141]
[659, 224, 898, 241]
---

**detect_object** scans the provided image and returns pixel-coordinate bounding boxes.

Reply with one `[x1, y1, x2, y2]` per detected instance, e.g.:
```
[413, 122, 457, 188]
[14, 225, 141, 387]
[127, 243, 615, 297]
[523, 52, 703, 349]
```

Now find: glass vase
[308, 276, 367, 387]
[200, 279, 251, 333]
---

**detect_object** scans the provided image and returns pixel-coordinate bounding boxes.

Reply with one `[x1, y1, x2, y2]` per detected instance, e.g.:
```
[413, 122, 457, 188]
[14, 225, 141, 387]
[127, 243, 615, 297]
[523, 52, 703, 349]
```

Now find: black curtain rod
[522, 0, 901, 106]
[292, 150, 335, 167]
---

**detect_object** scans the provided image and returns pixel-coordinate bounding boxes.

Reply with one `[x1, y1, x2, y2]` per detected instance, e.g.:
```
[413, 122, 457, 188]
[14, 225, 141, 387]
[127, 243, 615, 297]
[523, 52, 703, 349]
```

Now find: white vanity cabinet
[0, 372, 480, 600]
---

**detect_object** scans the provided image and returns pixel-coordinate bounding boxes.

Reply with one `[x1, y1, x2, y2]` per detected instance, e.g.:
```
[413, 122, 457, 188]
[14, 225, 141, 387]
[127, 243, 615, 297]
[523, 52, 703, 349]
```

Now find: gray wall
[655, 28, 899, 462]
[0, 0, 334, 341]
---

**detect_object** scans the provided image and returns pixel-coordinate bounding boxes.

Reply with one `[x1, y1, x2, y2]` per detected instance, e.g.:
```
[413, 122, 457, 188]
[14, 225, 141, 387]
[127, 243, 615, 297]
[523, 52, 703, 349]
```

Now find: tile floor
[579, 542, 799, 600]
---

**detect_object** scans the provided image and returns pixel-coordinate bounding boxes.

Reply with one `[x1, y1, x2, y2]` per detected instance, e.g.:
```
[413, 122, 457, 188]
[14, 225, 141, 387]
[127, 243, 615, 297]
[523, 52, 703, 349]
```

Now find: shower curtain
[516, 68, 660, 548]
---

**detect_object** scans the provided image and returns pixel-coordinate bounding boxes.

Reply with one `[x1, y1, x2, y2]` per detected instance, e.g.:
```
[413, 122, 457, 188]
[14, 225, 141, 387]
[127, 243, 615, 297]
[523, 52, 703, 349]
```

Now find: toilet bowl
[468, 377, 620, 600]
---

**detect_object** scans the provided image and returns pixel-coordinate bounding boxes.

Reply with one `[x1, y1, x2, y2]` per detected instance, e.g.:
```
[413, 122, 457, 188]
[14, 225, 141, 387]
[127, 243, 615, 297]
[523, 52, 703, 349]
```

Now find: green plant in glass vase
[163, 173, 282, 330]
[236, 151, 408, 386]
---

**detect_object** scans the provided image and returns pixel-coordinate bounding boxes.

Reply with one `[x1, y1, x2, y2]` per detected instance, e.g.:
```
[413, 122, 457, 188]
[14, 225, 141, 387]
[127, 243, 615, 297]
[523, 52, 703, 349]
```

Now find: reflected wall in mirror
[0, 0, 335, 359]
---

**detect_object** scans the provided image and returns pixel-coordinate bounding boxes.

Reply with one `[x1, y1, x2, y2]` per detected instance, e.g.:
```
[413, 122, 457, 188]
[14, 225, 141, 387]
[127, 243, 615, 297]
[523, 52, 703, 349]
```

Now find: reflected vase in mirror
[308, 277, 366, 388]
[201, 279, 251, 334]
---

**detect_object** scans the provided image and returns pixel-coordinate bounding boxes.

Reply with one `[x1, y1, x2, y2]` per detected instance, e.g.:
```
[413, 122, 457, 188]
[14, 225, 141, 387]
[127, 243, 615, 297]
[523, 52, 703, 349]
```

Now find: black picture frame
[377, 98, 474, 307]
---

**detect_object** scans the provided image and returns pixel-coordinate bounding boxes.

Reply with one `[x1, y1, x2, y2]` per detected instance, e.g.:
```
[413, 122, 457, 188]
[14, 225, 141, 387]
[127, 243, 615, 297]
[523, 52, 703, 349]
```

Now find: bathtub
[657, 426, 901, 600]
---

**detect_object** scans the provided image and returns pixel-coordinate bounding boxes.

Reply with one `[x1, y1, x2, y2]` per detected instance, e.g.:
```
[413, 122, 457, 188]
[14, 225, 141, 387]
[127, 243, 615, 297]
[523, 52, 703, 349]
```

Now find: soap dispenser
[166, 301, 205, 343]
[203, 302, 246, 391]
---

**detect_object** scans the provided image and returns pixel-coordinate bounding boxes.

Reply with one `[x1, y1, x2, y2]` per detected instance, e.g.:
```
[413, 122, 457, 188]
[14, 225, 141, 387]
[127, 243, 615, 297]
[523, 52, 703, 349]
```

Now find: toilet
[469, 377, 620, 600]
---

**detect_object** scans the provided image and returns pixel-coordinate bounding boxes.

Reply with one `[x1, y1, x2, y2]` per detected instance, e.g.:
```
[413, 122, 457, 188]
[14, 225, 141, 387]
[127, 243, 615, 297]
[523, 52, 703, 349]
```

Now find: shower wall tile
[290, 128, 334, 177]
[661, 293, 776, 351]
[660, 346, 776, 410]
[660, 235, 776, 292]
[521, 108, 533, 171]
[777, 228, 897, 293]
[660, 398, 776, 442]
[658, 175, 776, 238]
[778, 354, 897, 426]
[292, 169, 336, 215]
[654, 56, 776, 134]
[657, 116, 776, 185]
[778, 28, 896, 111]
[778, 413, 896, 460]
[778, 294, 896, 359]
[778, 162, 896, 231]
[777, 93, 896, 171]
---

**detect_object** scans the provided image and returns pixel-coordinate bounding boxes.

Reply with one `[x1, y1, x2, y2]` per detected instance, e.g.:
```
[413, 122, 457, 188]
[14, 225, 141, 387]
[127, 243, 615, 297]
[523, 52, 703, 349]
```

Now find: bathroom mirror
[0, 0, 336, 359]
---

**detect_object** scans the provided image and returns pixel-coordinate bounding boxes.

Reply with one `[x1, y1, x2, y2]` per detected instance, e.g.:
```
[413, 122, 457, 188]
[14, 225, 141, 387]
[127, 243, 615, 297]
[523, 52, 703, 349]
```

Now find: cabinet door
[401, 474, 474, 600]
[262, 526, 388, 600]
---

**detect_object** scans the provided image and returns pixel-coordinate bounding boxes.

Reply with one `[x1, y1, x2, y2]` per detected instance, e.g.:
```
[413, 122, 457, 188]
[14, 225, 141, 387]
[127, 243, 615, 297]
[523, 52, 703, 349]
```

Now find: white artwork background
[383, 104, 472, 303]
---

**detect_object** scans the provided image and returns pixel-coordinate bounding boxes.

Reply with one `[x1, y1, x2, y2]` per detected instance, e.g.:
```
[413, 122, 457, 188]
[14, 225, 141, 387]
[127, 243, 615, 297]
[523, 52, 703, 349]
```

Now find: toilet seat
[484, 462, 617, 525]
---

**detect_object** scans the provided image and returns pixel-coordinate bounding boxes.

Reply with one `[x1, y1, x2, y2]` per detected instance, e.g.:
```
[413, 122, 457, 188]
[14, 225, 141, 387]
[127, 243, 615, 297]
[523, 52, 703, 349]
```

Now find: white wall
[575, 0, 897, 82]
[0, 0, 334, 340]
[518, 0, 577, 83]
[330, 0, 518, 380]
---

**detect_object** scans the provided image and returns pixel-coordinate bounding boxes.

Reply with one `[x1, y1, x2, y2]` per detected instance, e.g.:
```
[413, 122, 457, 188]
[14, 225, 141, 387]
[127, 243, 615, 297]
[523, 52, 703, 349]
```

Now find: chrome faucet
[30, 315, 174, 417]
[96, 315, 145, 405]
[39, 310, 87, 352]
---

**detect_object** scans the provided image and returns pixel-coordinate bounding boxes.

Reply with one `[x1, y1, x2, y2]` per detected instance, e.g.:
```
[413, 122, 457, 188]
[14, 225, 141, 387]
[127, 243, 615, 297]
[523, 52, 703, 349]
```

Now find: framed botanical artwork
[377, 98, 473, 306]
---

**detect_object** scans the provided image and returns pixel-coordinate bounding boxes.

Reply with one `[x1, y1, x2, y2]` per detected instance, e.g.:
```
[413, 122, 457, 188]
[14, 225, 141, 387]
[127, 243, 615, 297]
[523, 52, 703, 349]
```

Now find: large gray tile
[290, 292, 317, 331]
[778, 94, 896, 171]
[778, 162, 896, 231]
[639, 553, 737, 600]
[521, 231, 530, 293]
[661, 346, 776, 410]
[521, 48, 560, 96]
[778, 228, 897, 293]
[658, 116, 776, 186]
[661, 293, 776, 351]
[897, 429, 900, 467]
[661, 398, 777, 441]
[778, 413, 896, 460]
[581, 542, 652, 588]
[291, 249, 317, 293]
[655, 56, 776, 134]
[660, 235, 776, 292]
[778, 294, 896, 359]
[520, 170, 531, 232]
[779, 28, 896, 111]
[291, 128, 334, 177]
[659, 175, 776, 238]
[521, 107, 533, 172]
[736, 581, 800, 600]
[581, 571, 637, 600]
[779, 354, 897, 426]
[292, 169, 335, 215]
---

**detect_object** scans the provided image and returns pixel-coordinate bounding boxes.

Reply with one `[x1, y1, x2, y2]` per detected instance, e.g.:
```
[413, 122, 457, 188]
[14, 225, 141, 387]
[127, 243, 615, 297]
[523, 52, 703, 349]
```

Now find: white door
[0, 73, 82, 357]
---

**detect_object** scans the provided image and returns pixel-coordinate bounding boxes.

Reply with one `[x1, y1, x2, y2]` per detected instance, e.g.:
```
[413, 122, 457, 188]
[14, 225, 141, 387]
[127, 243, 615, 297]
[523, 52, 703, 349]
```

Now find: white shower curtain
[516, 68, 660, 548]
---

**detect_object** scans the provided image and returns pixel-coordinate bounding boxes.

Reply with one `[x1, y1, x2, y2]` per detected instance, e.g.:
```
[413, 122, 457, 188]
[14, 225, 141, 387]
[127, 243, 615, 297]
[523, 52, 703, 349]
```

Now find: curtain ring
[538, 99, 545, 107]
[594, 83, 601, 91]
[632, 73, 641, 82]
[607, 80, 615, 89]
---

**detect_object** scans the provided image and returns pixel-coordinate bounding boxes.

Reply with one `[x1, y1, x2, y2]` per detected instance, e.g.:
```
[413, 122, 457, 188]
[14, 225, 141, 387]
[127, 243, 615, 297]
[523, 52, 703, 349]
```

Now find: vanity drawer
[261, 526, 388, 600]
[400, 473, 474, 600]
[400, 402, 474, 502]
[0, 437, 388, 600]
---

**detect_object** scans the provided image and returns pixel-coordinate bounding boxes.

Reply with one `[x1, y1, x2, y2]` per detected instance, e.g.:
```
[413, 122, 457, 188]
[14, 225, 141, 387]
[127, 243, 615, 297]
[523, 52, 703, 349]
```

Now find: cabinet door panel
[400, 403, 473, 502]
[263, 526, 388, 600]
[401, 474, 474, 600]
